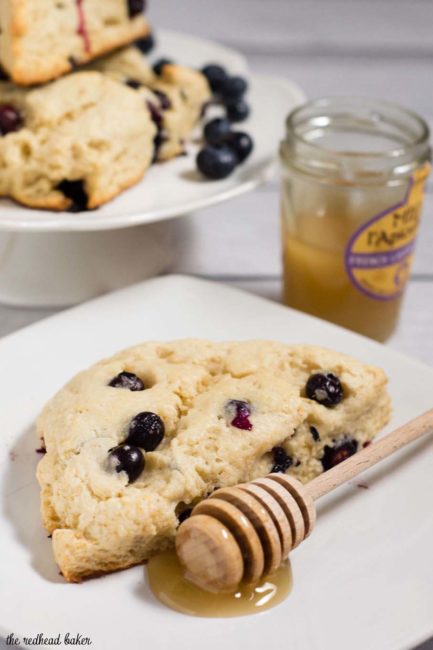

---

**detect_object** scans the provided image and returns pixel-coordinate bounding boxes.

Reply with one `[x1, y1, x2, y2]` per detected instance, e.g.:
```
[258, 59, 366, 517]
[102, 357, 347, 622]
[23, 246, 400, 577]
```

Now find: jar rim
[286, 96, 430, 160]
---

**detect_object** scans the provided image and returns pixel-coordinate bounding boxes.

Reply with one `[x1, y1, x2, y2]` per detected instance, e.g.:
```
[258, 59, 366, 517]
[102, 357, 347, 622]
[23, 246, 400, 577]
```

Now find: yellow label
[345, 164, 430, 301]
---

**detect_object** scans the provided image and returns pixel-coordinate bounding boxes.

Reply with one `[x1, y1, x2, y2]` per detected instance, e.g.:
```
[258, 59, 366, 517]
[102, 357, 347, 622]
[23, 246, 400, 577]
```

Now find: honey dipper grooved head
[176, 474, 316, 593]
[176, 514, 243, 593]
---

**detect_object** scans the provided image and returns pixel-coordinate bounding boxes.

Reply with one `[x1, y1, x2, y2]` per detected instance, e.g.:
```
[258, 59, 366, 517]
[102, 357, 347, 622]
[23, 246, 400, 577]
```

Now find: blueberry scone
[0, 0, 150, 85]
[36, 340, 391, 582]
[89, 47, 211, 161]
[0, 71, 156, 210]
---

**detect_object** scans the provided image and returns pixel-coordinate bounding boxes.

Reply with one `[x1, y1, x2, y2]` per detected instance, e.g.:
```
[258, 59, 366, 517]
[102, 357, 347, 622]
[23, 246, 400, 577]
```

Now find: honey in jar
[280, 98, 431, 341]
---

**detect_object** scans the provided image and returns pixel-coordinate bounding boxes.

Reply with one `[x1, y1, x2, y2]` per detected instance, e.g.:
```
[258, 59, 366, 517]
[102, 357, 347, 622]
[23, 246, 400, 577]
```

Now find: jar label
[345, 164, 430, 301]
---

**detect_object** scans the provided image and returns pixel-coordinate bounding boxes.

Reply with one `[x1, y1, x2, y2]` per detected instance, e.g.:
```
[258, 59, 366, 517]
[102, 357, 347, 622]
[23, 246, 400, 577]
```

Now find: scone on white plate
[36, 339, 391, 582]
[0, 71, 156, 210]
[0, 0, 150, 85]
[90, 46, 212, 161]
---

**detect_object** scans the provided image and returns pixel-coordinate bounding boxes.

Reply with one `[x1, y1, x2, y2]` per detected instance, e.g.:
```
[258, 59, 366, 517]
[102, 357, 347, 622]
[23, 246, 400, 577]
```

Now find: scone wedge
[36, 340, 391, 582]
[0, 0, 150, 85]
[0, 71, 156, 210]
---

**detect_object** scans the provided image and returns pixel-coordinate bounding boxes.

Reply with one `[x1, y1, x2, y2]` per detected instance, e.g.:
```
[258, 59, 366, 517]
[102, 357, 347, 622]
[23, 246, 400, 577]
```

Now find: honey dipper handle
[306, 408, 433, 502]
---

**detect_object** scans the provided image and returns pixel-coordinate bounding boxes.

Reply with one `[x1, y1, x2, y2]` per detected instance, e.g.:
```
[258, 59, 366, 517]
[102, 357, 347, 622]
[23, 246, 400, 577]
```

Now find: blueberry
[196, 146, 238, 180]
[135, 32, 155, 54]
[126, 411, 165, 451]
[224, 131, 253, 163]
[321, 439, 358, 471]
[108, 444, 144, 483]
[56, 179, 88, 212]
[0, 104, 23, 135]
[310, 425, 321, 442]
[0, 67, 9, 81]
[225, 399, 253, 431]
[201, 64, 228, 93]
[128, 0, 145, 18]
[147, 100, 163, 129]
[271, 446, 293, 474]
[108, 371, 145, 391]
[125, 78, 141, 90]
[153, 58, 173, 76]
[221, 76, 248, 101]
[203, 117, 231, 146]
[226, 99, 250, 123]
[306, 372, 344, 407]
[153, 89, 172, 110]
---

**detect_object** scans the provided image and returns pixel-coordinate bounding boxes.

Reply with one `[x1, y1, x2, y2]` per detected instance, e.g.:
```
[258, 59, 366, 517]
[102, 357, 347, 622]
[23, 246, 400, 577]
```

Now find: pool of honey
[281, 210, 403, 342]
[147, 551, 293, 617]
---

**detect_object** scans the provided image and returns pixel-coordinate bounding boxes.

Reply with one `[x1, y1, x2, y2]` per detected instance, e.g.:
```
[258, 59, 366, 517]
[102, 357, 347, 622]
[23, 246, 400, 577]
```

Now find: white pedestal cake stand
[0, 30, 305, 307]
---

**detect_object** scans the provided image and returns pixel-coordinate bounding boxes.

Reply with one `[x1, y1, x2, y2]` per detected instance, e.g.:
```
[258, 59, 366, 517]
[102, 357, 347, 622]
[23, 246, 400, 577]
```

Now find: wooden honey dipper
[176, 409, 433, 593]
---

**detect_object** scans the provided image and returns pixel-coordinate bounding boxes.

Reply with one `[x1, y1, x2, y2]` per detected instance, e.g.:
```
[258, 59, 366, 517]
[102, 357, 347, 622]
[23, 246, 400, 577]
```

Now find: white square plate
[1, 275, 432, 650]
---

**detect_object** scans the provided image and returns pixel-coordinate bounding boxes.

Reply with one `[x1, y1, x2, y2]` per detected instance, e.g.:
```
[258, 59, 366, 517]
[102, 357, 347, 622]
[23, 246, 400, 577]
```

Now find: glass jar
[280, 97, 431, 341]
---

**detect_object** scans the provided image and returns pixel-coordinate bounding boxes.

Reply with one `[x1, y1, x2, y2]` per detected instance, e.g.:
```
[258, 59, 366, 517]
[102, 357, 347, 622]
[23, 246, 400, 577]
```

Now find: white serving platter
[1, 275, 432, 650]
[0, 30, 304, 232]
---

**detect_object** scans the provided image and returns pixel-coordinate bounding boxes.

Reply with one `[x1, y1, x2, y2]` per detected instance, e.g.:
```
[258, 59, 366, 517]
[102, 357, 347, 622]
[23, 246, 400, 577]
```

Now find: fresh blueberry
[128, 0, 145, 18]
[224, 131, 253, 163]
[203, 117, 231, 146]
[201, 64, 228, 93]
[310, 425, 321, 442]
[221, 76, 248, 101]
[56, 180, 88, 212]
[135, 32, 155, 54]
[108, 371, 145, 391]
[125, 78, 141, 89]
[126, 411, 165, 451]
[0, 104, 23, 135]
[153, 58, 173, 76]
[196, 146, 238, 180]
[225, 399, 253, 431]
[306, 372, 344, 407]
[108, 444, 144, 483]
[226, 99, 250, 123]
[321, 438, 358, 471]
[153, 89, 172, 110]
[271, 446, 293, 474]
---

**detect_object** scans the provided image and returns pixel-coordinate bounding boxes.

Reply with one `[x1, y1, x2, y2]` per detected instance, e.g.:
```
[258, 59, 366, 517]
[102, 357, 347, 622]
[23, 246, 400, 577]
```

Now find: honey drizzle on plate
[147, 550, 293, 617]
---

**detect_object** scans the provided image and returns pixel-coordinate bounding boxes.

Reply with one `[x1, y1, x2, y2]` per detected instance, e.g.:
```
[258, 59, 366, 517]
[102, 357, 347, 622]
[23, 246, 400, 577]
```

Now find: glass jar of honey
[280, 98, 431, 341]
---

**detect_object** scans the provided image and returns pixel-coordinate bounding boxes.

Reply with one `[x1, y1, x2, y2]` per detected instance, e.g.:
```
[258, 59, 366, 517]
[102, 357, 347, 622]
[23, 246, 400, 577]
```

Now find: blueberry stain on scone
[56, 180, 89, 213]
[108, 444, 145, 483]
[109, 371, 145, 391]
[271, 446, 293, 474]
[225, 399, 253, 430]
[126, 412, 165, 451]
[321, 438, 358, 471]
[306, 372, 344, 407]
[0, 105, 23, 135]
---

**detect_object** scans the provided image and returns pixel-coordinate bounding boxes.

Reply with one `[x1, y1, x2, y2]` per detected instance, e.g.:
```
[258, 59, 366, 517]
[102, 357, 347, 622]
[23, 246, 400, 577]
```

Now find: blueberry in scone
[36, 340, 391, 582]
[0, 0, 151, 85]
